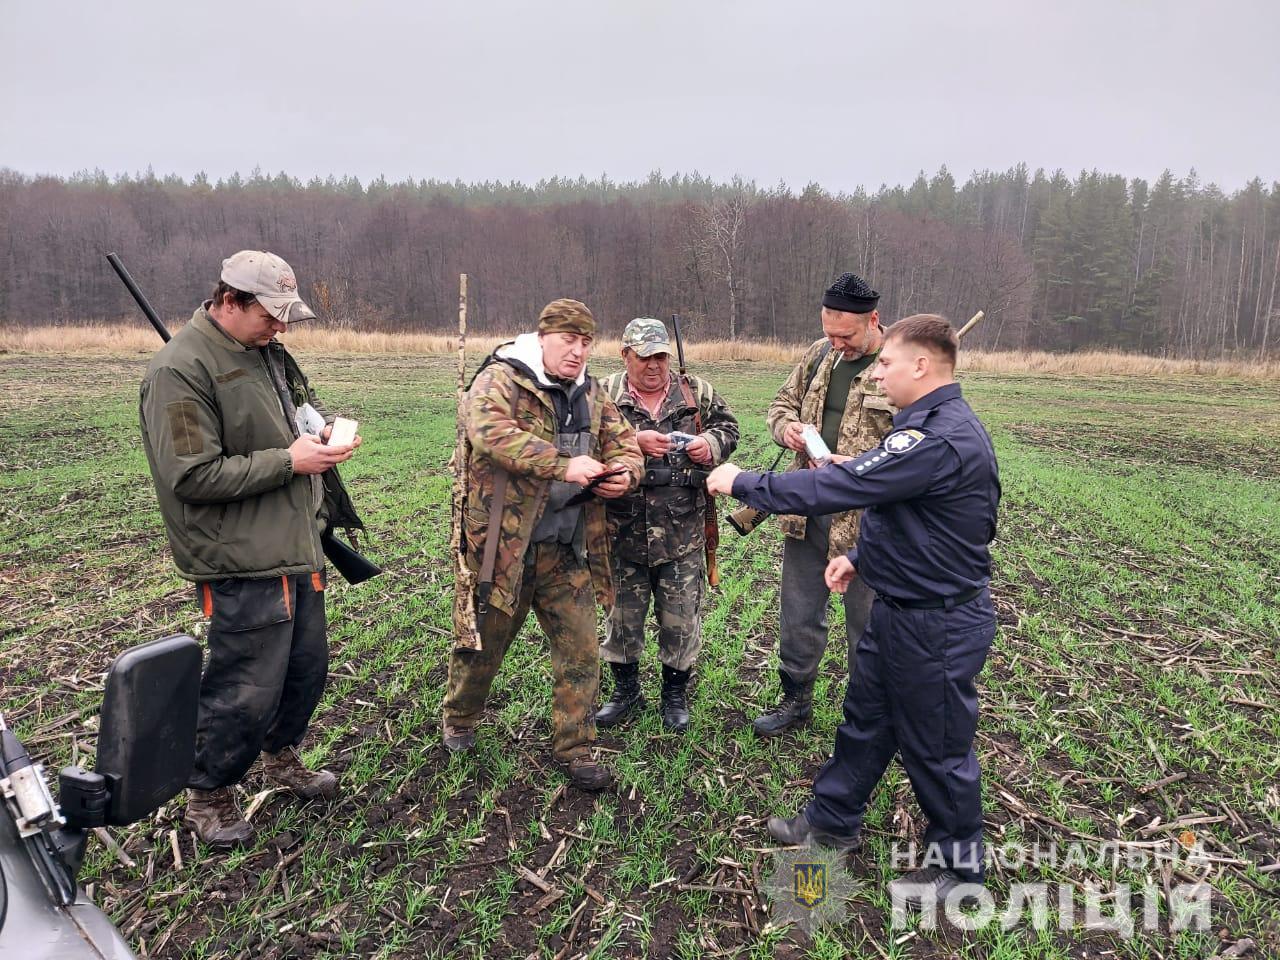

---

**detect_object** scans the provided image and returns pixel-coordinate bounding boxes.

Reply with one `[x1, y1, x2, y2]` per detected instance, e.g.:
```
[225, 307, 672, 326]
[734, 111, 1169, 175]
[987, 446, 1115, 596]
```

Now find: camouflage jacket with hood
[765, 337, 898, 557]
[458, 334, 643, 618]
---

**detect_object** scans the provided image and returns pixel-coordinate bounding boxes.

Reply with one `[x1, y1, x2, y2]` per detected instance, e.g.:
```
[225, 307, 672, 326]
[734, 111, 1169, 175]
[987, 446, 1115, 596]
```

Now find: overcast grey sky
[3, 0, 1276, 192]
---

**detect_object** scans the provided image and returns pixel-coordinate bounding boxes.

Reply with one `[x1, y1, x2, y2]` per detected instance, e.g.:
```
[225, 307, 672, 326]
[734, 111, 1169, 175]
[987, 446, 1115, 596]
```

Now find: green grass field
[1, 352, 1277, 959]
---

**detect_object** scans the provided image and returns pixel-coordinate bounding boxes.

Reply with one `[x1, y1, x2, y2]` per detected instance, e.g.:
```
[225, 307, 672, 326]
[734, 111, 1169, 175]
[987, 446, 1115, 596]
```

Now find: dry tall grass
[2, 324, 1277, 379]
[959, 348, 1280, 380]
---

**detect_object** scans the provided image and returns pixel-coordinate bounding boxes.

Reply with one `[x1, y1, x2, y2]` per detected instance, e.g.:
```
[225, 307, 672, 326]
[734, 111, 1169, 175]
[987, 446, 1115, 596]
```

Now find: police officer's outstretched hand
[290, 434, 354, 475]
[705, 463, 741, 496]
[825, 555, 857, 594]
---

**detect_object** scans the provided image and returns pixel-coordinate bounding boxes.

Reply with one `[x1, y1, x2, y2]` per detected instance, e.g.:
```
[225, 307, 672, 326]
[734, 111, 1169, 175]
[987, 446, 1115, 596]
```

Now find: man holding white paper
[751, 272, 895, 737]
[139, 250, 361, 847]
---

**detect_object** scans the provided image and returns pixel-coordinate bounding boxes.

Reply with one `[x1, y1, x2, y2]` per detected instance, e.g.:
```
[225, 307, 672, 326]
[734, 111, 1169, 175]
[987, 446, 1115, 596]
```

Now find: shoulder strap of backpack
[801, 341, 832, 397]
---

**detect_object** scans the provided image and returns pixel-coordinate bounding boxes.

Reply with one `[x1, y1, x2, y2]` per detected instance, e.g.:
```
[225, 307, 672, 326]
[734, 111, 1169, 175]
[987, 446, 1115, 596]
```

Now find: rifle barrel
[106, 252, 171, 343]
[671, 313, 687, 375]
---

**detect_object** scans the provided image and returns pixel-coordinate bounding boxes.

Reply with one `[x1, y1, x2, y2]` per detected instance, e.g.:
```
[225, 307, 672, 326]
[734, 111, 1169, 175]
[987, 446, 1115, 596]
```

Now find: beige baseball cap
[220, 250, 316, 324]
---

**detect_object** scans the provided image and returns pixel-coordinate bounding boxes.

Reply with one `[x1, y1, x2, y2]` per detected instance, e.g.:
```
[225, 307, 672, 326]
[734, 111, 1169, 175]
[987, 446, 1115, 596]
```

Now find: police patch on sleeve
[883, 429, 925, 454]
[850, 429, 926, 475]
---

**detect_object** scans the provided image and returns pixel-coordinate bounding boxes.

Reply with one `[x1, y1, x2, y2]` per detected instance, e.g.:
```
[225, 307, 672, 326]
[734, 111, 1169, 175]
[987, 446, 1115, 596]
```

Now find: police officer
[140, 251, 360, 847]
[707, 315, 1000, 905]
[596, 318, 739, 732]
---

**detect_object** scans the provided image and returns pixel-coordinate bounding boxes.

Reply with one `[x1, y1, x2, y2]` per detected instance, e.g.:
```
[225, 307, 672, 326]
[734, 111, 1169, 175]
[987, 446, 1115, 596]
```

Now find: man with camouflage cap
[444, 299, 643, 790]
[752, 272, 896, 737]
[595, 319, 739, 732]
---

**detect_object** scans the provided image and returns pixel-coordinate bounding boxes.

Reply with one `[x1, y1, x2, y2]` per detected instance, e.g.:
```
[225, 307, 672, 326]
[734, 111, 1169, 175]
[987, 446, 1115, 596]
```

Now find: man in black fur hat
[752, 273, 897, 737]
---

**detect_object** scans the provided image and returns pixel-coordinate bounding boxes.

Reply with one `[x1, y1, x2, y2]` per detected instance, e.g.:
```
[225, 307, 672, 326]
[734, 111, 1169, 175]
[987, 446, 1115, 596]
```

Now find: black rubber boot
[595, 661, 645, 728]
[752, 669, 813, 737]
[660, 665, 691, 732]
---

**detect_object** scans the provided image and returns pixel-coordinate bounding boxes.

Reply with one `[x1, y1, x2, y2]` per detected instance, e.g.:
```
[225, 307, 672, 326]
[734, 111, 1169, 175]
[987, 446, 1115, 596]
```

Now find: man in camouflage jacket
[753, 273, 897, 737]
[444, 299, 643, 790]
[595, 318, 739, 732]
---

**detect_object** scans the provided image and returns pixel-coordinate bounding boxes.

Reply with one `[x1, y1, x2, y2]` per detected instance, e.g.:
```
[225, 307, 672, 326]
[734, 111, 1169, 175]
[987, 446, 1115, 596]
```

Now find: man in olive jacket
[140, 251, 360, 847]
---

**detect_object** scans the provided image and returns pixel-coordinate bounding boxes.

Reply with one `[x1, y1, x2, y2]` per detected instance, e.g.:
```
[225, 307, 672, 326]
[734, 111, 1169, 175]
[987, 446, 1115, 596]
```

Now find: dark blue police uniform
[731, 382, 1000, 880]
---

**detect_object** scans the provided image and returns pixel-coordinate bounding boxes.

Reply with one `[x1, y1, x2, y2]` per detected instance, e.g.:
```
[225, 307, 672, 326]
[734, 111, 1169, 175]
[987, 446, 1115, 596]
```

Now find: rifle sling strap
[476, 469, 508, 613]
[677, 375, 704, 434]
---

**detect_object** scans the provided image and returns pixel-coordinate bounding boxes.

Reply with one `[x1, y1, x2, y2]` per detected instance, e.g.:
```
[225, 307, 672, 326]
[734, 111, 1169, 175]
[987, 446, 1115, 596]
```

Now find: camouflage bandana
[538, 299, 596, 336]
[621, 317, 671, 358]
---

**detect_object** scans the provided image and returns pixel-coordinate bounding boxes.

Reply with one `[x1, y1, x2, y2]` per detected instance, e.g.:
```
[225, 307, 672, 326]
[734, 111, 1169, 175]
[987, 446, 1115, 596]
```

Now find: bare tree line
[1, 165, 1276, 357]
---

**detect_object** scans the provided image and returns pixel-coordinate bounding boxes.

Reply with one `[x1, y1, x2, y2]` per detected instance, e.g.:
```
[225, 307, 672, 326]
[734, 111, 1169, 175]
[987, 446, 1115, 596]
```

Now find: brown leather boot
[558, 754, 614, 792]
[261, 746, 338, 800]
[183, 787, 253, 848]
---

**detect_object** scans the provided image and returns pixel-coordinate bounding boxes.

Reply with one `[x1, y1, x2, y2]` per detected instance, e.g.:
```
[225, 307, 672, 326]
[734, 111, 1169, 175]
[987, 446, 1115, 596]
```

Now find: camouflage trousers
[601, 551, 705, 672]
[443, 542, 598, 762]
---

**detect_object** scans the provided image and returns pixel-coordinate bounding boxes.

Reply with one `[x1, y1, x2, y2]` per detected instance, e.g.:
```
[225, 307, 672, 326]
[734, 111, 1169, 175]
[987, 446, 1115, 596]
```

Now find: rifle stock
[726, 448, 786, 536]
[321, 531, 381, 584]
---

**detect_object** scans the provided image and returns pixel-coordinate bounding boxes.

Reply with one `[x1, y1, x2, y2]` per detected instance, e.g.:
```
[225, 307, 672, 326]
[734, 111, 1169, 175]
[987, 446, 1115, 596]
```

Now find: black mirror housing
[96, 634, 201, 825]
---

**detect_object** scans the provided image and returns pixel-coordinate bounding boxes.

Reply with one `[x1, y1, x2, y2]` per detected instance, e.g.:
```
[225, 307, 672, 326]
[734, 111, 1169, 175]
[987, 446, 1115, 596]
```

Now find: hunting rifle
[671, 313, 721, 586]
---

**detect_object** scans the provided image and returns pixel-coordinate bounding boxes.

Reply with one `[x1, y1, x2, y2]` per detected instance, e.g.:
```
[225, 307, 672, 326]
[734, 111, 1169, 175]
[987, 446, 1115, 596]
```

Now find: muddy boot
[442, 717, 477, 754]
[558, 754, 614, 792]
[766, 811, 861, 851]
[261, 746, 338, 800]
[888, 867, 972, 911]
[660, 665, 691, 733]
[183, 787, 253, 848]
[595, 661, 645, 728]
[752, 669, 813, 738]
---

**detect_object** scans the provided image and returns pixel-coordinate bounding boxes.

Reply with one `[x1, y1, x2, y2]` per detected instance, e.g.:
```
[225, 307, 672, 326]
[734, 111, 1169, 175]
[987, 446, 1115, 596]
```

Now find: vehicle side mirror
[93, 635, 201, 825]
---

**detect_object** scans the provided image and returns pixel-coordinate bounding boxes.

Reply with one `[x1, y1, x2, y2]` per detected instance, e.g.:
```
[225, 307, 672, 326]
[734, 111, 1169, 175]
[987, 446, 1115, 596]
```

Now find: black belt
[878, 586, 984, 610]
[640, 466, 709, 488]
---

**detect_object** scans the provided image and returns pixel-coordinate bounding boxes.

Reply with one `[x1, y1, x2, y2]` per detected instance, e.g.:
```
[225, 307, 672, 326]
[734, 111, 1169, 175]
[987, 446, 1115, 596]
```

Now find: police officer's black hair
[210, 281, 259, 311]
[886, 314, 959, 367]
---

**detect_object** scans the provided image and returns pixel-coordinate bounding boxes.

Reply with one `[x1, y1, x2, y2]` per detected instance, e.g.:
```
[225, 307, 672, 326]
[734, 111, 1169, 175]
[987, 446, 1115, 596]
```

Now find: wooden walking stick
[450, 273, 482, 650]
